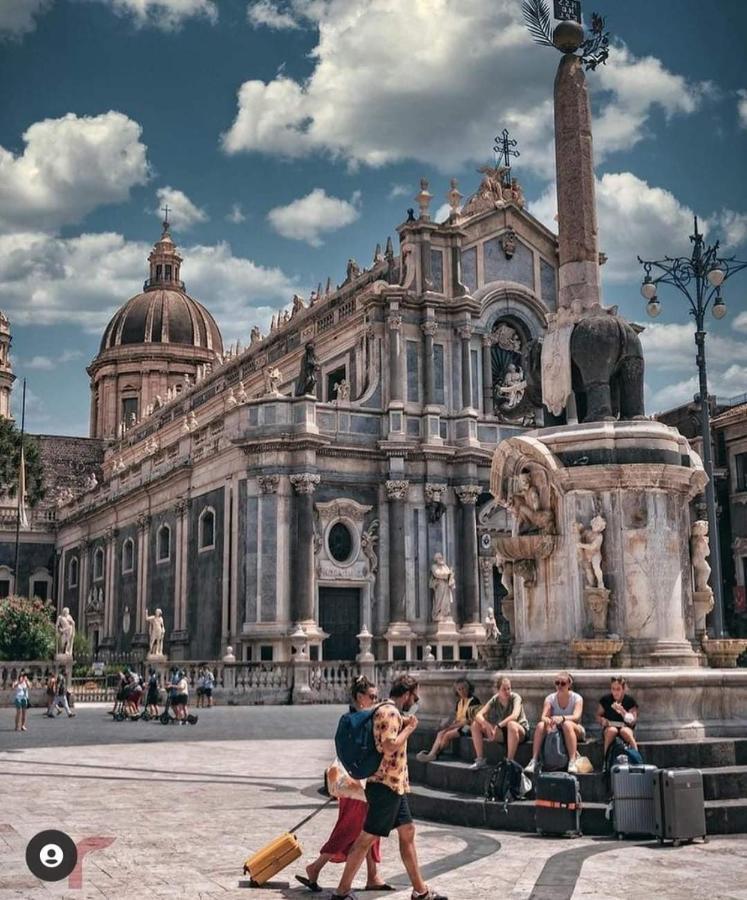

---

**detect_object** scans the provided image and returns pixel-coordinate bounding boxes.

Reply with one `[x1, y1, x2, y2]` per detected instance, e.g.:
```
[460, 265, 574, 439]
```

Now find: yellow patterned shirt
[368, 703, 409, 795]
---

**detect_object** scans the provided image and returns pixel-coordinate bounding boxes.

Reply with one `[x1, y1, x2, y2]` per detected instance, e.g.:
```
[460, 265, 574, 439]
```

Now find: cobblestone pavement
[1, 705, 746, 900]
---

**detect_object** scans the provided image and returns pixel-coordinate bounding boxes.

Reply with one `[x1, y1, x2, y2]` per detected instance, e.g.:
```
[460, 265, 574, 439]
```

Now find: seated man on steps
[524, 671, 585, 775]
[469, 676, 529, 769]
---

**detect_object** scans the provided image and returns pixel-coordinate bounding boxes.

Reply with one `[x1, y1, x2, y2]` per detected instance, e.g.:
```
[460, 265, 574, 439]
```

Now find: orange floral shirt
[368, 703, 409, 795]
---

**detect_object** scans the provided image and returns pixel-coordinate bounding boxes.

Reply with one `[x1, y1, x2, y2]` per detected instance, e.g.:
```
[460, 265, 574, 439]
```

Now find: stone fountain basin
[494, 533, 556, 561]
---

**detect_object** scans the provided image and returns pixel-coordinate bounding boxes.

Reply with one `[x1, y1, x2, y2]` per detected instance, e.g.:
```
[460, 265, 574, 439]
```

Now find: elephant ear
[629, 322, 645, 334]
[606, 305, 618, 316]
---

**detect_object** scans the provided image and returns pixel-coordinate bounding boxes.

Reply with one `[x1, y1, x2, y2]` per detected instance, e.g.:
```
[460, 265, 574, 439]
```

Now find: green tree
[0, 417, 45, 506]
[0, 596, 56, 660]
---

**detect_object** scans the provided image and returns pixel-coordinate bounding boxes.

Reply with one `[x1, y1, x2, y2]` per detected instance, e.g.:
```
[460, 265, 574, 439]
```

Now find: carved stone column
[387, 313, 403, 404]
[134, 514, 150, 645]
[290, 474, 320, 625]
[482, 334, 494, 415]
[103, 527, 117, 639]
[78, 538, 90, 636]
[422, 320, 437, 406]
[170, 499, 190, 659]
[384, 479, 415, 659]
[455, 485, 482, 647]
[458, 324, 473, 411]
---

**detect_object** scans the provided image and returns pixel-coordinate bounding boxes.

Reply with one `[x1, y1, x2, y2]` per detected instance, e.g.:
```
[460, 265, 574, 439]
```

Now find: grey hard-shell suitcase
[610, 764, 658, 838]
[535, 772, 582, 836]
[653, 768, 707, 846]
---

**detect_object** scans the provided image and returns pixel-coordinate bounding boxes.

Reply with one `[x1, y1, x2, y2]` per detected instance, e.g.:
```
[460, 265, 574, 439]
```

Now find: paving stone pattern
[0, 705, 746, 899]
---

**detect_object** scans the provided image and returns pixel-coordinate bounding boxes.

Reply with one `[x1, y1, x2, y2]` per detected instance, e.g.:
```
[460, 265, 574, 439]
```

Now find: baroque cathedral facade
[0, 169, 561, 663]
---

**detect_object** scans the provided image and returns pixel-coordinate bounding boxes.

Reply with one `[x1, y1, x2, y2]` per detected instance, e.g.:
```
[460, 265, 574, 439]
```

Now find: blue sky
[1, 0, 747, 435]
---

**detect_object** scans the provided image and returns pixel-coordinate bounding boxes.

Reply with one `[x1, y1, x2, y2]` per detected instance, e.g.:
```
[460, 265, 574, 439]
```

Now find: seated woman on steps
[468, 676, 529, 769]
[597, 675, 639, 756]
[416, 678, 481, 763]
[524, 671, 585, 775]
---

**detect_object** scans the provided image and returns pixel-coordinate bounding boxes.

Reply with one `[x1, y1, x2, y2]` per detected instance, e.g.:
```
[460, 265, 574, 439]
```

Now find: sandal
[295, 875, 322, 892]
[330, 894, 359, 900]
[363, 884, 396, 891]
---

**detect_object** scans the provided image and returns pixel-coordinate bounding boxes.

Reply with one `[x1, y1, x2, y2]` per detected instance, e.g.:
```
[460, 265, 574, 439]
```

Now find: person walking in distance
[331, 674, 447, 900]
[13, 670, 30, 732]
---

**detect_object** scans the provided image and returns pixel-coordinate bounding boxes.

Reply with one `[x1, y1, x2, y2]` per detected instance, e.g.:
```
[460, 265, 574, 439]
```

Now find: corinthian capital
[424, 482, 447, 503]
[387, 314, 403, 332]
[457, 325, 473, 341]
[421, 320, 438, 338]
[258, 475, 280, 494]
[455, 484, 480, 505]
[290, 473, 320, 494]
[386, 480, 410, 501]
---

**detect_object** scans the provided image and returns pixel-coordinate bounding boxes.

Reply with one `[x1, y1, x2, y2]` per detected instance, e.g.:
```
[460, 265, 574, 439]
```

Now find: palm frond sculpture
[522, 0, 554, 48]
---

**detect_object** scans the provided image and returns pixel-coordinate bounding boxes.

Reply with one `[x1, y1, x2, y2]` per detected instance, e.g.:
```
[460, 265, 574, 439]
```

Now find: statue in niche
[361, 519, 379, 576]
[510, 471, 554, 535]
[334, 379, 350, 402]
[84, 472, 98, 491]
[295, 343, 320, 397]
[56, 607, 76, 656]
[263, 366, 282, 397]
[577, 515, 607, 590]
[691, 520, 712, 594]
[122, 605, 131, 635]
[495, 553, 514, 604]
[429, 553, 456, 621]
[496, 363, 526, 410]
[145, 608, 165, 656]
[484, 608, 501, 643]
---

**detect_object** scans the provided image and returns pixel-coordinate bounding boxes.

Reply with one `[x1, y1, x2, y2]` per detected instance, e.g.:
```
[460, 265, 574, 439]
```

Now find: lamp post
[638, 216, 747, 637]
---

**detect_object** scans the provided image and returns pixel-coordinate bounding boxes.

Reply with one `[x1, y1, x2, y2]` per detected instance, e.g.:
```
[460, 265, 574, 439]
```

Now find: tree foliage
[0, 595, 56, 661]
[0, 417, 45, 506]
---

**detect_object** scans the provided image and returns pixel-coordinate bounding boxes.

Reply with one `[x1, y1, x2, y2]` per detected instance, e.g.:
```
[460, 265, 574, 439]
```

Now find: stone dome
[100, 288, 223, 354]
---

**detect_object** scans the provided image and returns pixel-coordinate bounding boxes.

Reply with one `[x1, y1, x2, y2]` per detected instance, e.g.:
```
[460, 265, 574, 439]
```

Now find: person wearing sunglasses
[297, 675, 392, 893]
[524, 672, 585, 775]
[417, 678, 480, 763]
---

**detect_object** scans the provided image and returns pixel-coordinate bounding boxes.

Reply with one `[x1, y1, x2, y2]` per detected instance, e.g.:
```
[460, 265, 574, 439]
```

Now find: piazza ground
[2, 704, 747, 900]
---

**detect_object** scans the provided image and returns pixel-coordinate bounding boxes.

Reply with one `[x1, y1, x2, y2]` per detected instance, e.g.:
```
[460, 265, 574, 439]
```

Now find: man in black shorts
[331, 674, 447, 900]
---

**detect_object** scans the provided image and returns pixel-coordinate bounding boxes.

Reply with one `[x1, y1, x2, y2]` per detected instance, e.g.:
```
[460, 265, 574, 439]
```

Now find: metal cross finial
[161, 204, 171, 229]
[493, 129, 520, 178]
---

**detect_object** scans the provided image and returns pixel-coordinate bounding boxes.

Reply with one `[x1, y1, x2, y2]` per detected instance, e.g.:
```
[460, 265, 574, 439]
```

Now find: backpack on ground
[540, 727, 569, 772]
[604, 735, 644, 773]
[485, 759, 531, 808]
[335, 701, 393, 779]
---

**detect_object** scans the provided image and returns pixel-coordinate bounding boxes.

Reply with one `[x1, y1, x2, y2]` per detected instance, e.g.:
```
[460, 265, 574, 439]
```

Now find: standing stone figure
[295, 343, 320, 397]
[510, 471, 554, 535]
[56, 607, 76, 656]
[691, 520, 712, 593]
[429, 553, 456, 621]
[577, 515, 607, 590]
[484, 608, 501, 642]
[145, 608, 165, 657]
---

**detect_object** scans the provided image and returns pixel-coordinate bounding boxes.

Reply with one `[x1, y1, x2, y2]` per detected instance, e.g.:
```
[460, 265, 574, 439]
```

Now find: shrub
[0, 595, 56, 661]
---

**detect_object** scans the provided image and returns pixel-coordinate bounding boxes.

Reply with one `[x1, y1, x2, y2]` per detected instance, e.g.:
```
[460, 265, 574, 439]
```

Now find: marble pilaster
[455, 485, 481, 645]
[290, 474, 320, 625]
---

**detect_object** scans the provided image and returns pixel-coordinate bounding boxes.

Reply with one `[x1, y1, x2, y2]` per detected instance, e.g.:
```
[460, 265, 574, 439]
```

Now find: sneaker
[524, 758, 538, 774]
[469, 757, 487, 770]
[567, 757, 579, 774]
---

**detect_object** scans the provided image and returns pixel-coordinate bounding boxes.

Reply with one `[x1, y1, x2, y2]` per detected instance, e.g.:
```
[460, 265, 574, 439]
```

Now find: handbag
[326, 757, 366, 802]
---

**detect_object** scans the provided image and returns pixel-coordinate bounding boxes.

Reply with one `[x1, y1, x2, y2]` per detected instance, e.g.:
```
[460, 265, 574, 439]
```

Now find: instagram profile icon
[25, 830, 78, 882]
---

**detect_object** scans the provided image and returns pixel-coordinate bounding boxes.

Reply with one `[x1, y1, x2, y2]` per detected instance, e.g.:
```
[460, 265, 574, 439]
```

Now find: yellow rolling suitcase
[242, 797, 334, 887]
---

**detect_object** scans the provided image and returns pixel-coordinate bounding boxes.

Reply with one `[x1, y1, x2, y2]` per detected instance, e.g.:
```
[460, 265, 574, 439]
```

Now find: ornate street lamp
[638, 216, 747, 636]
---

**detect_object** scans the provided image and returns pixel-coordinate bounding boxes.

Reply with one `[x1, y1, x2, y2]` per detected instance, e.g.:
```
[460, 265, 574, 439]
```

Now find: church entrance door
[319, 587, 361, 661]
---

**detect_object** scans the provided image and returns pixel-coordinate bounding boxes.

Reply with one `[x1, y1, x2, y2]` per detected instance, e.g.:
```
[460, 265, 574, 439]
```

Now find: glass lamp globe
[712, 299, 727, 319]
[641, 280, 657, 300]
[707, 267, 725, 287]
[646, 297, 661, 317]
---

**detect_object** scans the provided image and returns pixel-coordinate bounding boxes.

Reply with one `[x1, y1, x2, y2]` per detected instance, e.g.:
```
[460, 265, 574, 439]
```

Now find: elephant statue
[523, 313, 645, 423]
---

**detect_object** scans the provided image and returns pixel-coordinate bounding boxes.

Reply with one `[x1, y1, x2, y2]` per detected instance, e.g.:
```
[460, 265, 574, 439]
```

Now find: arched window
[198, 507, 216, 551]
[0, 565, 14, 599]
[93, 547, 104, 581]
[30, 567, 53, 601]
[122, 538, 135, 574]
[68, 556, 79, 589]
[157, 524, 171, 563]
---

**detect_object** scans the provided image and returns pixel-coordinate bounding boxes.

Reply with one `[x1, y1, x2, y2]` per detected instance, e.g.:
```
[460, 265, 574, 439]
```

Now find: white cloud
[650, 365, 747, 412]
[0, 0, 52, 38]
[0, 231, 302, 342]
[738, 89, 747, 129]
[0, 111, 149, 233]
[388, 184, 410, 200]
[89, 0, 217, 29]
[267, 188, 360, 246]
[25, 356, 54, 370]
[24, 349, 83, 370]
[531, 172, 747, 284]
[734, 312, 747, 334]
[222, 1, 708, 175]
[247, 0, 300, 30]
[154, 186, 208, 230]
[226, 203, 247, 224]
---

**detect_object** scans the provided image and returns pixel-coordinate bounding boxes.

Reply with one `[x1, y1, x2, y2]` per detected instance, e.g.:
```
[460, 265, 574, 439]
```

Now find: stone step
[410, 757, 747, 805]
[408, 783, 747, 835]
[410, 731, 747, 770]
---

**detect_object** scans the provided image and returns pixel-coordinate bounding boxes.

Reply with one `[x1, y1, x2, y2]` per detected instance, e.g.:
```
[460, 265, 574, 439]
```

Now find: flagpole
[13, 378, 26, 597]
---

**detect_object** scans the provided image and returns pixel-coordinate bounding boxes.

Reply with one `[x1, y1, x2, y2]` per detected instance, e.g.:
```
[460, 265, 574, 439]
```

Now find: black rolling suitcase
[653, 768, 707, 846]
[535, 772, 582, 836]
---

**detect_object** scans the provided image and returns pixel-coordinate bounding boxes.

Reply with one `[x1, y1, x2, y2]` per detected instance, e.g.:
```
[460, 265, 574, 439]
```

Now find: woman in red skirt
[296, 675, 393, 893]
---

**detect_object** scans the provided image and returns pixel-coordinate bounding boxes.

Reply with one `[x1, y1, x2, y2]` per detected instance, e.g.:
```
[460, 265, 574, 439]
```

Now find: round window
[328, 522, 354, 563]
